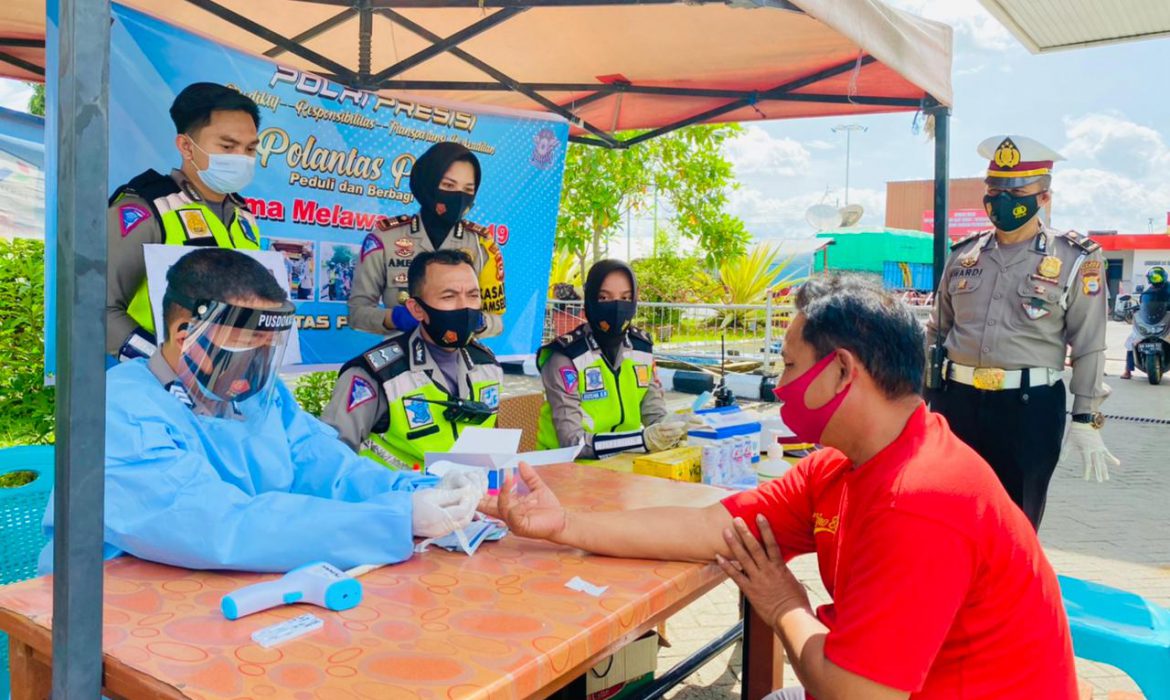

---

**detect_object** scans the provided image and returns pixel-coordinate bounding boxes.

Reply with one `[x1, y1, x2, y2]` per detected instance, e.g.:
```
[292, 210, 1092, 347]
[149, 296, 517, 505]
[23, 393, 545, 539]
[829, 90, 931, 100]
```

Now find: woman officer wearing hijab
[348, 142, 506, 337]
[536, 259, 689, 459]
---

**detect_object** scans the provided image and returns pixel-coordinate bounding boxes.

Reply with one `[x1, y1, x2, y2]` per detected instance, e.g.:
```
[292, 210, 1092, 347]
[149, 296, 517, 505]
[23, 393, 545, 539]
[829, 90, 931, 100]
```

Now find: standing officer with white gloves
[926, 135, 1118, 529]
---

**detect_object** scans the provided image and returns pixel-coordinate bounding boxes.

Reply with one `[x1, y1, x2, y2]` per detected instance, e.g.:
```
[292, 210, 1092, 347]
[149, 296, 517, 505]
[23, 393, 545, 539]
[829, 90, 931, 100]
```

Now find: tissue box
[632, 446, 702, 483]
[687, 406, 762, 463]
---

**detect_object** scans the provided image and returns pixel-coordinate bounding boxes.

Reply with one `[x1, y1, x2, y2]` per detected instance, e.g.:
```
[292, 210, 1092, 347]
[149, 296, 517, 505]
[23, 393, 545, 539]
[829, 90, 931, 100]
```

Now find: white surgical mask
[189, 138, 256, 195]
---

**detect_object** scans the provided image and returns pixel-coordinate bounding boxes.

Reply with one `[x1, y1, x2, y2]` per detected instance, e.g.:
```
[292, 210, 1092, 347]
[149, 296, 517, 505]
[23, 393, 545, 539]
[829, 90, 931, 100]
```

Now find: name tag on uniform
[582, 390, 608, 402]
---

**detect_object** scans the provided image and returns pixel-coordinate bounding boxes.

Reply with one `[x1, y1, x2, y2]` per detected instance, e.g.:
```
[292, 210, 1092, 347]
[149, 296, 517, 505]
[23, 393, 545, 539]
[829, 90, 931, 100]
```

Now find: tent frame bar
[263, 8, 358, 58]
[367, 6, 526, 84]
[291, 0, 799, 9]
[0, 49, 44, 76]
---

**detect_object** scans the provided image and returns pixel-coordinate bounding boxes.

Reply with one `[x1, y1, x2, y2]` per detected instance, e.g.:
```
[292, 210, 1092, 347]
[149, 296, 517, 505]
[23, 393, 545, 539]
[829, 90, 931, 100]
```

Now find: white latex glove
[644, 420, 687, 453]
[411, 486, 478, 538]
[1058, 423, 1120, 483]
[438, 465, 489, 500]
[681, 412, 709, 430]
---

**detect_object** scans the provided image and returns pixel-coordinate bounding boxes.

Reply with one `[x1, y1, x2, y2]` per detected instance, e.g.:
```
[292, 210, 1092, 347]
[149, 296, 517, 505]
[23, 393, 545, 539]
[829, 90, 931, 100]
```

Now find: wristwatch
[1071, 412, 1105, 429]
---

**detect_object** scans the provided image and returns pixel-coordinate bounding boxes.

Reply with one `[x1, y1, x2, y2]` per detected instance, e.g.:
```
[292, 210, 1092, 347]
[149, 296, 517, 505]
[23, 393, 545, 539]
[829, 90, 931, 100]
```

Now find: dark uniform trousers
[928, 376, 1066, 529]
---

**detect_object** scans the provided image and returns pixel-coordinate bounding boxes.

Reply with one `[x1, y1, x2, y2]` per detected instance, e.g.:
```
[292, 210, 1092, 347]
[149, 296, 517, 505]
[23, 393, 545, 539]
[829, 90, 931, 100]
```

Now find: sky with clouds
[2, 0, 1168, 258]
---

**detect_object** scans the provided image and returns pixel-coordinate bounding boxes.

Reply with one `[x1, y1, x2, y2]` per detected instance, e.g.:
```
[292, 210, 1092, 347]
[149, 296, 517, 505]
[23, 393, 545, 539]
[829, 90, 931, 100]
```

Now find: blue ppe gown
[39, 356, 437, 574]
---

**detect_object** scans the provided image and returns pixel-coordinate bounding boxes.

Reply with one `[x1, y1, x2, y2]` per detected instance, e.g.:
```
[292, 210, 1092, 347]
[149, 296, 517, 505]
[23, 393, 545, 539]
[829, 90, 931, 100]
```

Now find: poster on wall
[45, 2, 568, 377]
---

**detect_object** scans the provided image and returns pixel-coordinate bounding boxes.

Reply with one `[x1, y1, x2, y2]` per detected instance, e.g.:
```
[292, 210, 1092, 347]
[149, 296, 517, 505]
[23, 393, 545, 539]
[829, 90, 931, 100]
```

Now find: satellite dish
[839, 204, 864, 227]
[805, 204, 840, 231]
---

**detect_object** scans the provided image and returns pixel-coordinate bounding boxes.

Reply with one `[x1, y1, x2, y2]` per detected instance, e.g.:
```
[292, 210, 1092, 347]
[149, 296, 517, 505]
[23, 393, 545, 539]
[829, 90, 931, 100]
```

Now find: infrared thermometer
[221, 562, 363, 620]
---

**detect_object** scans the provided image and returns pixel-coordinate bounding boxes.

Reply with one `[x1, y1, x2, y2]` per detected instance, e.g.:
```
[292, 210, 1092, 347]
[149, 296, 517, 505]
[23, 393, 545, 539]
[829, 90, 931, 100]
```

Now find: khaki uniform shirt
[322, 328, 503, 452]
[540, 337, 668, 459]
[106, 169, 245, 354]
[347, 215, 504, 338]
[926, 225, 1108, 413]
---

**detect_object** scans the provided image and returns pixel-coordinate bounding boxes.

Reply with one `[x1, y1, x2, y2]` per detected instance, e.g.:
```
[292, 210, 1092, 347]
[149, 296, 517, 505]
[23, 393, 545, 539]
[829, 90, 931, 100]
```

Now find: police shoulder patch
[375, 214, 413, 232]
[346, 375, 377, 412]
[118, 204, 150, 237]
[360, 233, 384, 262]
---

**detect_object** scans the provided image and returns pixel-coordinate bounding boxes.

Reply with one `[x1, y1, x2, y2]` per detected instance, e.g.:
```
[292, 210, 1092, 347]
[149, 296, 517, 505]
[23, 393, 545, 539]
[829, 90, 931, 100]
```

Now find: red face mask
[772, 352, 852, 445]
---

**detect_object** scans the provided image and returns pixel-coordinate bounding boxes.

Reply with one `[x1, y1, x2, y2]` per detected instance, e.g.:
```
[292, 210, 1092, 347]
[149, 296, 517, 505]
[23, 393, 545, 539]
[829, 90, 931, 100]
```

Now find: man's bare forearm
[553, 504, 732, 562]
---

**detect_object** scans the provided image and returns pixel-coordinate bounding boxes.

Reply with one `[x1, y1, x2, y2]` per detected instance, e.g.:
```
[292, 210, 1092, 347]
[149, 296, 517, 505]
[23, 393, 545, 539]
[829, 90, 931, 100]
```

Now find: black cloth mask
[409, 142, 481, 249]
[984, 191, 1042, 232]
[583, 259, 638, 360]
[413, 298, 481, 349]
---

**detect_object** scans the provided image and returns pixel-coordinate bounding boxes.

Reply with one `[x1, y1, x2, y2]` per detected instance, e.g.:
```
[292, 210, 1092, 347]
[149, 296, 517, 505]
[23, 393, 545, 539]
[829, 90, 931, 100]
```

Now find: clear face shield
[166, 290, 296, 420]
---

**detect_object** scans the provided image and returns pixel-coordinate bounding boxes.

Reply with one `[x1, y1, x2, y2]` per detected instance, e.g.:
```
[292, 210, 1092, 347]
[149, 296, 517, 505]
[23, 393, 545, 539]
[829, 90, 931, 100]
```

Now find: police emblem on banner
[405, 397, 434, 429]
[346, 376, 376, 412]
[360, 233, 383, 262]
[480, 384, 500, 410]
[584, 367, 604, 392]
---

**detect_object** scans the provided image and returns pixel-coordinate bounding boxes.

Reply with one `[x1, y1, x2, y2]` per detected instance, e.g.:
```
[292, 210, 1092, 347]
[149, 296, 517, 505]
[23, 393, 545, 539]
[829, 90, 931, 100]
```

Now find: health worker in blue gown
[40, 248, 487, 574]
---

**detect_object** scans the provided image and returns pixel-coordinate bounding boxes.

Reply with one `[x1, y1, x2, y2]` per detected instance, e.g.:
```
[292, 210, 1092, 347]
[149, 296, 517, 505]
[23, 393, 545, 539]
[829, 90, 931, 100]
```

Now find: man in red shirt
[493, 274, 1076, 699]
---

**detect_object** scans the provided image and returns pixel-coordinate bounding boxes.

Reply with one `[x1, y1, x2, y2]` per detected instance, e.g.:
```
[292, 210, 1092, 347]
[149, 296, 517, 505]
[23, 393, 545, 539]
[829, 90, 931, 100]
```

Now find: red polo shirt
[722, 404, 1076, 698]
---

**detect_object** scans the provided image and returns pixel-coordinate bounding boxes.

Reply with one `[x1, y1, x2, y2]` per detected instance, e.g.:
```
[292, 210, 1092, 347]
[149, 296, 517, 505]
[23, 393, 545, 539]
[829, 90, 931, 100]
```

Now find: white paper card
[451, 427, 521, 454]
[143, 244, 302, 365]
[250, 613, 323, 648]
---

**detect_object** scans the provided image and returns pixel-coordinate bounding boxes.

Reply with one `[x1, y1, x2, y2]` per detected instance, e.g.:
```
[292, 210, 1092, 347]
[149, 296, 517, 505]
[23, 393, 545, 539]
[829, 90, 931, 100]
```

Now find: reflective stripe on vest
[537, 347, 652, 450]
[366, 364, 502, 470]
[125, 197, 261, 333]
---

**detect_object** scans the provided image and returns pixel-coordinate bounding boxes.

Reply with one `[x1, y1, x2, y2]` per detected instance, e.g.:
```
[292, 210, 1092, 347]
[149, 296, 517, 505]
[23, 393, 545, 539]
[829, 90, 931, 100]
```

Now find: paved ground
[627, 320, 1168, 699]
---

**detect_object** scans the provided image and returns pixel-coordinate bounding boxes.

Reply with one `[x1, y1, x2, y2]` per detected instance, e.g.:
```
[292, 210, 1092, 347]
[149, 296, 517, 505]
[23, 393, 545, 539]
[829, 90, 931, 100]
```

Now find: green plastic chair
[0, 445, 54, 700]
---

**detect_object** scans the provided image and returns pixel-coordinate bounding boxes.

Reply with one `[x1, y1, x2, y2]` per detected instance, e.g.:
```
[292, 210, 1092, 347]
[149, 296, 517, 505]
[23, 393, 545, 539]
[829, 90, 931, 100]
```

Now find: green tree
[329, 244, 354, 268]
[555, 124, 749, 269]
[0, 238, 55, 445]
[28, 83, 45, 117]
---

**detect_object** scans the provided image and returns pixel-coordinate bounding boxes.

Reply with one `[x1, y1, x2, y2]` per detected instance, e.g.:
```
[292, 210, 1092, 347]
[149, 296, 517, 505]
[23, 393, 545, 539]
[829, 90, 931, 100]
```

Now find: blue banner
[46, 2, 567, 375]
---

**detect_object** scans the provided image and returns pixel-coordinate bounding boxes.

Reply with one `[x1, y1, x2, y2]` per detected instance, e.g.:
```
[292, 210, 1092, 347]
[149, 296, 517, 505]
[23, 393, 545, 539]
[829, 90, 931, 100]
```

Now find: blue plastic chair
[1059, 574, 1170, 700]
[0, 445, 54, 700]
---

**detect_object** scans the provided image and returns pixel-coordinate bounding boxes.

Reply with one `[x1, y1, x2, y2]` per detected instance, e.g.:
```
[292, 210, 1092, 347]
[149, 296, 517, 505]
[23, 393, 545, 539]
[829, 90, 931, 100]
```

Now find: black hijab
[584, 259, 638, 363]
[409, 142, 482, 250]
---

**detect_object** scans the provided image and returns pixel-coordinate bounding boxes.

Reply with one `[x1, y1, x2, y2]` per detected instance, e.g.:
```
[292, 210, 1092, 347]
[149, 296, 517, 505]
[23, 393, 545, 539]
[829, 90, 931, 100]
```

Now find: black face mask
[413, 298, 481, 349]
[434, 190, 475, 229]
[586, 299, 637, 341]
[984, 191, 1041, 232]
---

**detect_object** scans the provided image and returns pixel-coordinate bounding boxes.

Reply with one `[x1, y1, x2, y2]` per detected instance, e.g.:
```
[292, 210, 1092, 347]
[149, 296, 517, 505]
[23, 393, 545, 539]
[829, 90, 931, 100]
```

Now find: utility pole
[831, 124, 867, 206]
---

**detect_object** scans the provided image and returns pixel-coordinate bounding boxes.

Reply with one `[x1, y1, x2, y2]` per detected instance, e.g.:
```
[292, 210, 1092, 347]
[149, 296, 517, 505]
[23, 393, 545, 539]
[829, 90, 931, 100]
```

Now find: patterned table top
[0, 463, 728, 700]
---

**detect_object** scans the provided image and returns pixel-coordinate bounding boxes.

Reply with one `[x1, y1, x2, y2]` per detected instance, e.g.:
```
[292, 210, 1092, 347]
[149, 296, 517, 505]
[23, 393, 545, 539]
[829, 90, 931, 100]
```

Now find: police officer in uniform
[107, 83, 263, 362]
[348, 142, 505, 339]
[323, 249, 504, 470]
[926, 135, 1118, 528]
[537, 259, 688, 459]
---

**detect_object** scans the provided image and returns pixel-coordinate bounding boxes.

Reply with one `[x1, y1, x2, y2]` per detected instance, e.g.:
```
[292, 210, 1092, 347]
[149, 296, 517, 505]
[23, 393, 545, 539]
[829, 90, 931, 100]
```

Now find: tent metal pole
[183, 0, 359, 83]
[296, 0, 744, 7]
[0, 50, 44, 76]
[928, 98, 951, 290]
[367, 7, 526, 84]
[358, 0, 373, 80]
[0, 38, 47, 48]
[263, 9, 358, 58]
[51, 0, 110, 696]
[377, 7, 621, 147]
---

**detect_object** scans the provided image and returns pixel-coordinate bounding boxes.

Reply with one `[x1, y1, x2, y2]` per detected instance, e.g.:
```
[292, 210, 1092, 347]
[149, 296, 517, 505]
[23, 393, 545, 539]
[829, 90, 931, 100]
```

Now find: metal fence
[544, 296, 934, 376]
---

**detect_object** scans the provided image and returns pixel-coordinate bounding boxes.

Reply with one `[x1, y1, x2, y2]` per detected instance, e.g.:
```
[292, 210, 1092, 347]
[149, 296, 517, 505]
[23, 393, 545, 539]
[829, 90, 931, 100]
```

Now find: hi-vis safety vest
[341, 333, 503, 470]
[111, 170, 261, 333]
[536, 325, 654, 450]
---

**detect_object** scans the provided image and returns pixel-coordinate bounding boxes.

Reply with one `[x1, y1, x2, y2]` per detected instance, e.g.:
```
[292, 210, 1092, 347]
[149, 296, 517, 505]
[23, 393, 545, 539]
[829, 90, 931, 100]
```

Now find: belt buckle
[972, 367, 1006, 391]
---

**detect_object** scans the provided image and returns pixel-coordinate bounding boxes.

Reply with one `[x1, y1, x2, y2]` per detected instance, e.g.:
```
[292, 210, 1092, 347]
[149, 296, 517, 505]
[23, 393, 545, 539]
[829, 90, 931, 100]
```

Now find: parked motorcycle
[1132, 294, 1170, 385]
[1112, 294, 1138, 323]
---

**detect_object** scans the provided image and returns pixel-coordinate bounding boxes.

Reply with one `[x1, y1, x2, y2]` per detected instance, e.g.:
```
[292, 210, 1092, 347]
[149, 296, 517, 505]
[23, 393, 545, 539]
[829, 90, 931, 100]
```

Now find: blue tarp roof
[0, 105, 44, 168]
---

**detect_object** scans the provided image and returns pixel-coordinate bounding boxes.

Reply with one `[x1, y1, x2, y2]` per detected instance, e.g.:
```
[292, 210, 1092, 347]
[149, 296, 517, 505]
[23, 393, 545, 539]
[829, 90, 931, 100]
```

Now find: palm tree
[717, 245, 805, 331]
